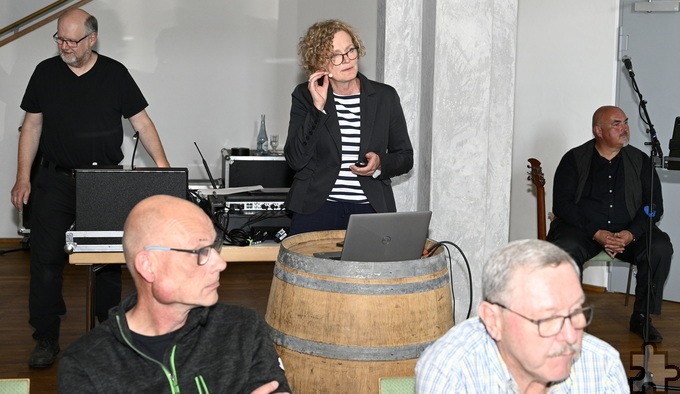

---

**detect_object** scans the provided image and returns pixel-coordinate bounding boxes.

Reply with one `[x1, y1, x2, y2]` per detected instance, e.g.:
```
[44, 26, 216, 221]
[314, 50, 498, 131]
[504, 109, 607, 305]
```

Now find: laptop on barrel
[313, 211, 432, 262]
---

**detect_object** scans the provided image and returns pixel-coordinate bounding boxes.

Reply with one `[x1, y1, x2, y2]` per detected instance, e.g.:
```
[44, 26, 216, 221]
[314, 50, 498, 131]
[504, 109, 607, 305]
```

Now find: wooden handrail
[0, 0, 93, 48]
[0, 1, 68, 36]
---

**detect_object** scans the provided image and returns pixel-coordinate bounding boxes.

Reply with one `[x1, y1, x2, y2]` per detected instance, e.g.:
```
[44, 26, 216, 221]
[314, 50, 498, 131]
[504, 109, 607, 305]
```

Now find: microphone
[622, 56, 634, 76]
[644, 204, 657, 218]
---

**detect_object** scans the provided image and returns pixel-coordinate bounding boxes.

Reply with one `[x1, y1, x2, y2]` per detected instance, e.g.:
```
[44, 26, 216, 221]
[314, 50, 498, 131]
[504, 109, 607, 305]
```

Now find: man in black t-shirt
[10, 8, 170, 368]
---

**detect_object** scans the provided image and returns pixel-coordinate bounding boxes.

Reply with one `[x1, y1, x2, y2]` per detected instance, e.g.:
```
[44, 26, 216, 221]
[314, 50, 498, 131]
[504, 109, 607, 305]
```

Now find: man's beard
[622, 133, 630, 147]
[59, 49, 89, 67]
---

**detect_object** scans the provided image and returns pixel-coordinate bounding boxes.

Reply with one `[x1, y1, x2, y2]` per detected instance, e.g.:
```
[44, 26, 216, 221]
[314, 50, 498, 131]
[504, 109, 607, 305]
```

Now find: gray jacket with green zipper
[58, 293, 290, 393]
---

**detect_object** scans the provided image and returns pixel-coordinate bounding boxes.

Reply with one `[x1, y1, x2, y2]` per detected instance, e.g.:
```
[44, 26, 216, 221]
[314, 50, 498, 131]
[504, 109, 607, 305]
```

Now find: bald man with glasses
[58, 195, 290, 394]
[415, 240, 629, 393]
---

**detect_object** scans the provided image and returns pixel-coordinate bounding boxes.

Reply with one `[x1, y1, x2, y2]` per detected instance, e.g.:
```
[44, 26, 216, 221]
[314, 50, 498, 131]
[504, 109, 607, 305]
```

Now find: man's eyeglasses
[145, 235, 224, 266]
[491, 302, 594, 338]
[329, 47, 358, 66]
[53, 32, 91, 48]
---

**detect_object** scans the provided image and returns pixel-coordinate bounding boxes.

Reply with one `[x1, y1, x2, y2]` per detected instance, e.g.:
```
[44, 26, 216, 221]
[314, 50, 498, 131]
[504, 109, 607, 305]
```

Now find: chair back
[379, 377, 415, 394]
[0, 378, 30, 394]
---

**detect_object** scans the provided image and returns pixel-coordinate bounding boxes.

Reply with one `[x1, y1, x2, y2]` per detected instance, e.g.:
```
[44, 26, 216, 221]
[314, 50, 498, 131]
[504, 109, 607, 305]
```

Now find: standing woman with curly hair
[284, 19, 414, 235]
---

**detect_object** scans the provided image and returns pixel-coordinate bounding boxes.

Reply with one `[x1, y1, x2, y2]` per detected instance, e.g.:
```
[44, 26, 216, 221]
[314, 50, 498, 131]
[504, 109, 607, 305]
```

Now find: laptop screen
[338, 211, 432, 262]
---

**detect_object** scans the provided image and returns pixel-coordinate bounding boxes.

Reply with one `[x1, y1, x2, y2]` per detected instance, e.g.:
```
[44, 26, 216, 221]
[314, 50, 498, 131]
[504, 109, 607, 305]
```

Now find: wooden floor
[1, 239, 679, 393]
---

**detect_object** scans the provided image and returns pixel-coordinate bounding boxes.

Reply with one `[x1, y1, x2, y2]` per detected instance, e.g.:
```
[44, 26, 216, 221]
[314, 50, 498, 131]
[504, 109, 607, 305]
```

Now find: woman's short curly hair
[298, 19, 366, 76]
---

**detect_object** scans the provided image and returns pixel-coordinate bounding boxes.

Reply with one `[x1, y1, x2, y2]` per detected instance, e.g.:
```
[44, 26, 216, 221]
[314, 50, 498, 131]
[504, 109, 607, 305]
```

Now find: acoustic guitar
[527, 158, 546, 240]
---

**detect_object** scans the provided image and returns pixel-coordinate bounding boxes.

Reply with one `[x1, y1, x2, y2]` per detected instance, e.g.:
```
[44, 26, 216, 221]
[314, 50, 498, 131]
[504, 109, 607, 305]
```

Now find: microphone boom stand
[624, 60, 680, 393]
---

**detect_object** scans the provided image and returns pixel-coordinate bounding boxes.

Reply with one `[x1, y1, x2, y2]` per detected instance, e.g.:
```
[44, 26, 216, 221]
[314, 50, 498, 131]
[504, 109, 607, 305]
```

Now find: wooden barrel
[265, 230, 453, 394]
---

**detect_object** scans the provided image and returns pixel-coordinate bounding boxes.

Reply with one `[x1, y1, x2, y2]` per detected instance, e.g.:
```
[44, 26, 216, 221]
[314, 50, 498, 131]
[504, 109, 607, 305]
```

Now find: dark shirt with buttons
[552, 145, 663, 240]
[580, 153, 630, 233]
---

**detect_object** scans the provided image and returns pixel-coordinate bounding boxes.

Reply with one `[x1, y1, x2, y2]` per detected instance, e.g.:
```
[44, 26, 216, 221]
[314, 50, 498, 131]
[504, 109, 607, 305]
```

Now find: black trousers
[547, 218, 673, 315]
[29, 164, 121, 341]
[289, 200, 376, 235]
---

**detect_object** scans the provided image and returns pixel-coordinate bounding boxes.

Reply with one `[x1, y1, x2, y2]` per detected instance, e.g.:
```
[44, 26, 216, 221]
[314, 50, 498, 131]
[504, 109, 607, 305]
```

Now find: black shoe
[629, 313, 663, 343]
[28, 337, 60, 368]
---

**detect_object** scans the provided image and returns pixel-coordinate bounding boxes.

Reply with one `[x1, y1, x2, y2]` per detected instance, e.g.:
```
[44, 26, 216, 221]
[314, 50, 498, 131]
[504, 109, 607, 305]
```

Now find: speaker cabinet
[75, 168, 188, 231]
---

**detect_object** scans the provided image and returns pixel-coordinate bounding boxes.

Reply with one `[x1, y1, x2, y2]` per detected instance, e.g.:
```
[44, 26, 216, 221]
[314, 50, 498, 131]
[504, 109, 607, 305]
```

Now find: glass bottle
[256, 114, 269, 155]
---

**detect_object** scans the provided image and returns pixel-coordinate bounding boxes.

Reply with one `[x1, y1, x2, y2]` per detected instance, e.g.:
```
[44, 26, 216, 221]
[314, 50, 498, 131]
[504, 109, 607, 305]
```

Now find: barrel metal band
[278, 247, 447, 279]
[269, 327, 432, 361]
[273, 264, 449, 294]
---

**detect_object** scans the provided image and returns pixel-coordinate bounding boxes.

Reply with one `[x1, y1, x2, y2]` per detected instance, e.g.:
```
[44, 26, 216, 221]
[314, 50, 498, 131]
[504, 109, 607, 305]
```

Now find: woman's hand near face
[307, 71, 331, 111]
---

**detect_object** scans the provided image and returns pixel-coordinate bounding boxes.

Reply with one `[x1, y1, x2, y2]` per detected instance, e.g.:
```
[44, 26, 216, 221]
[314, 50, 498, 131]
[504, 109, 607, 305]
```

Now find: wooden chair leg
[625, 264, 634, 306]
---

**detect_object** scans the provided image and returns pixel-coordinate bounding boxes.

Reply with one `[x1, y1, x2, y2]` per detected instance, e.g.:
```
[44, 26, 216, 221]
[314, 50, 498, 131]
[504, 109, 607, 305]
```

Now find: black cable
[210, 207, 283, 246]
[213, 209, 250, 246]
[200, 200, 289, 246]
[426, 240, 473, 321]
[238, 209, 288, 244]
[241, 209, 287, 227]
[225, 228, 250, 246]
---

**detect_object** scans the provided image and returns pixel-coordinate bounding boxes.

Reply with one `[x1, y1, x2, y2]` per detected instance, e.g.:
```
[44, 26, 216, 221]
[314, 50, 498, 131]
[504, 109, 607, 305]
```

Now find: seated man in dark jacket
[548, 105, 673, 343]
[58, 195, 289, 393]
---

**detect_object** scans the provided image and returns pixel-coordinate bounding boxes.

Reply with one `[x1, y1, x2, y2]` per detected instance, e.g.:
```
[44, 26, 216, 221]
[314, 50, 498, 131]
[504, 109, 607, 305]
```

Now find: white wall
[0, 0, 378, 237]
[510, 0, 620, 286]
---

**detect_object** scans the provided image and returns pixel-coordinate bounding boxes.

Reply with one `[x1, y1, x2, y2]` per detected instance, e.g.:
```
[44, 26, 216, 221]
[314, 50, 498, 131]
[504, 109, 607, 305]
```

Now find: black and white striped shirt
[327, 93, 368, 204]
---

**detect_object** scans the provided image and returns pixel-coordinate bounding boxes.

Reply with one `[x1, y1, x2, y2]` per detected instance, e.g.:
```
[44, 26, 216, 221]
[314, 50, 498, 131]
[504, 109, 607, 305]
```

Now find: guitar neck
[536, 188, 546, 240]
